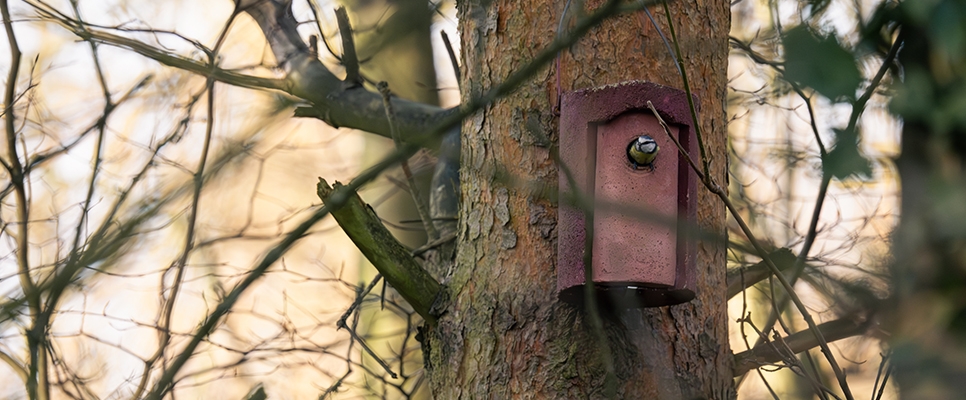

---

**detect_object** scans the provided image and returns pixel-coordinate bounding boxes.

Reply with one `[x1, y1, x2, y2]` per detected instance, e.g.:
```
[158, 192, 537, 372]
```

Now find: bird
[627, 135, 659, 169]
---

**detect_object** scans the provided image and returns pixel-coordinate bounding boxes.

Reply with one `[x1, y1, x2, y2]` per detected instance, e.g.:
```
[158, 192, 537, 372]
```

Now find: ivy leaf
[824, 128, 872, 180]
[783, 26, 863, 102]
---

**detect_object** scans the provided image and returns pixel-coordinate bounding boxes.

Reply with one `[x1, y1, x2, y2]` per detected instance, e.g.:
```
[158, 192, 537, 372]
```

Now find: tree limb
[733, 317, 873, 376]
[726, 248, 797, 299]
[317, 179, 443, 323]
[237, 0, 450, 144]
[32, 1, 451, 146]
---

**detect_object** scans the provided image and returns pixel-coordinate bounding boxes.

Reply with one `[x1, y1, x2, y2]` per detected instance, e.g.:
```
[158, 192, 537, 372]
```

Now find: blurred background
[0, 0, 900, 398]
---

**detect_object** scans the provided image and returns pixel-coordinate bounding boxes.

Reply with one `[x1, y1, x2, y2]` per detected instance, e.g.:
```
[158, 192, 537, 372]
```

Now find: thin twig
[872, 353, 892, 400]
[67, 0, 113, 258]
[343, 322, 399, 379]
[55, 4, 113, 396]
[335, 7, 361, 85]
[319, 370, 351, 399]
[725, 248, 797, 298]
[734, 317, 870, 376]
[332, 273, 399, 380]
[648, 86, 854, 399]
[135, 7, 241, 399]
[379, 82, 439, 240]
[646, 101, 703, 181]
[143, 1, 649, 396]
[440, 30, 460, 82]
[1, 1, 47, 398]
[661, 1, 709, 181]
[411, 230, 457, 257]
[741, 28, 906, 381]
[801, 349, 834, 400]
[337, 275, 383, 329]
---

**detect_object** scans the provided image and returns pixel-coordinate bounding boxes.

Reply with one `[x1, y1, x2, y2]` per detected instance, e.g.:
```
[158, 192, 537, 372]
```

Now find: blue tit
[627, 135, 659, 168]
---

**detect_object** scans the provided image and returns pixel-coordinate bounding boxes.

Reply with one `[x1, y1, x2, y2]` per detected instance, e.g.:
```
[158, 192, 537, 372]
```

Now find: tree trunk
[425, 0, 733, 397]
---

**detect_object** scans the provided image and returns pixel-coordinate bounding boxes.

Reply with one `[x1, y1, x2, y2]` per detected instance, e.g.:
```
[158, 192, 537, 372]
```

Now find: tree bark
[426, 0, 733, 398]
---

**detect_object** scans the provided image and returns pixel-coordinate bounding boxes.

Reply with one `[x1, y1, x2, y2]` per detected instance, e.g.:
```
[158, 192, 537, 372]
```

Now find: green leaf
[824, 128, 872, 180]
[783, 26, 863, 102]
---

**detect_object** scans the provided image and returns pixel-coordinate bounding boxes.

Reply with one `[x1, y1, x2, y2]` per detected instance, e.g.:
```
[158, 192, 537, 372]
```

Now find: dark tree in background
[885, 1, 966, 397]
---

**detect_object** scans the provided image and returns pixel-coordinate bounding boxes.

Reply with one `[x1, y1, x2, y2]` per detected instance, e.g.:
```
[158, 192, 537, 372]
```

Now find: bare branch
[379, 82, 438, 240]
[726, 248, 797, 299]
[235, 0, 450, 143]
[1, 1, 48, 398]
[317, 179, 442, 323]
[733, 318, 873, 376]
[334, 7, 361, 86]
[440, 30, 459, 83]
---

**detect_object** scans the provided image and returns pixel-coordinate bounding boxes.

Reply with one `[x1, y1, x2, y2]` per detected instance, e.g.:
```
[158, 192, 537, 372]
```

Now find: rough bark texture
[425, 0, 733, 398]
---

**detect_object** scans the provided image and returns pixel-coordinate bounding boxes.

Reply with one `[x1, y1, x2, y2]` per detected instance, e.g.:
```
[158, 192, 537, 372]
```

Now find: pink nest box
[557, 81, 698, 308]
